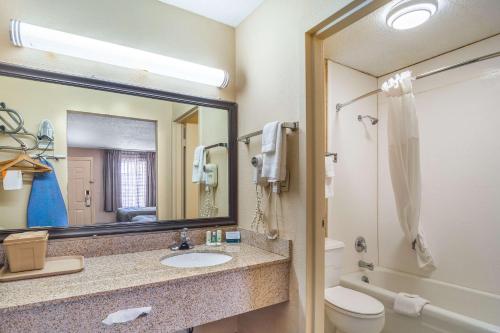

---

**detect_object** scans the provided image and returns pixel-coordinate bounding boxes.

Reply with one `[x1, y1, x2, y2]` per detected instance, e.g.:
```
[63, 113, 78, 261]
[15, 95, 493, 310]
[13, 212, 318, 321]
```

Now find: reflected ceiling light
[386, 0, 438, 30]
[9, 20, 229, 88]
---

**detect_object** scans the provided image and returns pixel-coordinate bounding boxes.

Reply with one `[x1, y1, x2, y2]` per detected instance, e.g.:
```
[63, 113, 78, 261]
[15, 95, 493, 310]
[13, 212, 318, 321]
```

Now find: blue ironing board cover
[27, 158, 68, 228]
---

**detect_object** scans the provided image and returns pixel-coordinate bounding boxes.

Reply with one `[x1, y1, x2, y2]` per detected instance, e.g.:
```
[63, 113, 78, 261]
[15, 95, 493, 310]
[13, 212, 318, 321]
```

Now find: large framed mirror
[0, 63, 237, 240]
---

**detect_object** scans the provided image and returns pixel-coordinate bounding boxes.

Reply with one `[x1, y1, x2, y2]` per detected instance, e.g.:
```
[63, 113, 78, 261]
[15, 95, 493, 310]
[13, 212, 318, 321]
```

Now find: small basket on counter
[3, 230, 48, 272]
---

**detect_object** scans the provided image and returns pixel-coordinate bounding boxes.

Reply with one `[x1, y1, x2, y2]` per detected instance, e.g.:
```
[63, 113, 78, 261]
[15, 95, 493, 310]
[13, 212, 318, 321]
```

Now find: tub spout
[359, 260, 374, 271]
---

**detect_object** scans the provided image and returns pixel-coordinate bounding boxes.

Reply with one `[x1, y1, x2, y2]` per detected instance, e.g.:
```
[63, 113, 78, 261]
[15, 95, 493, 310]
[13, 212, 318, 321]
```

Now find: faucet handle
[180, 228, 189, 242]
[178, 228, 192, 250]
[355, 236, 367, 253]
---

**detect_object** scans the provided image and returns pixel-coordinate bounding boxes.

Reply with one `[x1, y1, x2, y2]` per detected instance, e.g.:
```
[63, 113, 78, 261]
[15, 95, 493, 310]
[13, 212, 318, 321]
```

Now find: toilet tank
[325, 238, 345, 288]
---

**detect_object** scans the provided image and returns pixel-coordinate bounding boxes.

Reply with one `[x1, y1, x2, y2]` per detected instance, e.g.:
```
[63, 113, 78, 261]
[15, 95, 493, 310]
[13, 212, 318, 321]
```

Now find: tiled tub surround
[0, 230, 290, 332]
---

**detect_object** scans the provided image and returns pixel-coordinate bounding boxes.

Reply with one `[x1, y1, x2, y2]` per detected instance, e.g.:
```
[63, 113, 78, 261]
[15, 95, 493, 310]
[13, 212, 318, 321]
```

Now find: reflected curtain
[144, 152, 156, 207]
[104, 150, 122, 212]
[104, 150, 156, 210]
[382, 71, 436, 272]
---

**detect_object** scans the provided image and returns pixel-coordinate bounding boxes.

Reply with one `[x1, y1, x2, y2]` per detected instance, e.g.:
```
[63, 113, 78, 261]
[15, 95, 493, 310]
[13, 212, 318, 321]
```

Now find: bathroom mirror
[0, 64, 237, 239]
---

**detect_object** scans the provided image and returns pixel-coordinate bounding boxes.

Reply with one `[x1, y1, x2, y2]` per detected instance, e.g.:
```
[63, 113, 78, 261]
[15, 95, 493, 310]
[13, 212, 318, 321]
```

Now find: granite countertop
[0, 243, 288, 312]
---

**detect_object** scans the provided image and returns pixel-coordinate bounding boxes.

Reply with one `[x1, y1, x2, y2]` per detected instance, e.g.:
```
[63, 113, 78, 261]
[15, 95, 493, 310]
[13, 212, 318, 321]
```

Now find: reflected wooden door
[184, 123, 200, 218]
[68, 157, 94, 225]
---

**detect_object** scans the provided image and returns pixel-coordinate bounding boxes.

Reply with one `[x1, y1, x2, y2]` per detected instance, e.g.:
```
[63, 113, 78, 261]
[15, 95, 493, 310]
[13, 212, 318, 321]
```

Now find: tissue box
[3, 231, 48, 272]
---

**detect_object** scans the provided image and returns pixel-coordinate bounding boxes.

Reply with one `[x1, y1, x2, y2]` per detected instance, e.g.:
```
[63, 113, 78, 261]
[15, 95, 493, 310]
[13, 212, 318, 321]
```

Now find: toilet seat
[325, 286, 384, 319]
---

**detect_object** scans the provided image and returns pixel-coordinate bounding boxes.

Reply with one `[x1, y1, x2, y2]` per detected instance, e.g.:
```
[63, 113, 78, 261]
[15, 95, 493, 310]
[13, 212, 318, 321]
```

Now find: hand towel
[3, 170, 23, 190]
[325, 156, 335, 198]
[393, 292, 429, 317]
[192, 145, 205, 183]
[102, 307, 152, 326]
[261, 121, 279, 153]
[262, 122, 287, 182]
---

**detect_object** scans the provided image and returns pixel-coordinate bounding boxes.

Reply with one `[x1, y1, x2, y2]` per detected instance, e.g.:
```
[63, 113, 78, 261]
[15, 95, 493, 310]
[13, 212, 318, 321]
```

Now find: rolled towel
[325, 156, 335, 198]
[393, 292, 429, 317]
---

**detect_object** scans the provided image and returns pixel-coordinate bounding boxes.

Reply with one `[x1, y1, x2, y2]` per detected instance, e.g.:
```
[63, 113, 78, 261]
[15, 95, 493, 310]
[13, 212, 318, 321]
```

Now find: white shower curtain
[382, 71, 436, 272]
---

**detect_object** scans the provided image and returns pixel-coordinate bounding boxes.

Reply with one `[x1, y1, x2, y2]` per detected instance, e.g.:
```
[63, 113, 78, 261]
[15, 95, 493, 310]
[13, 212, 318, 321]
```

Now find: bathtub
[340, 267, 500, 333]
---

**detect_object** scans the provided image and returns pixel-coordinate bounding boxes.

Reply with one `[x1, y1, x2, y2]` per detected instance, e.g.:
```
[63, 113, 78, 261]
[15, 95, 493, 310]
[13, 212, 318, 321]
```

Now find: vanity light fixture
[9, 20, 229, 88]
[386, 0, 438, 30]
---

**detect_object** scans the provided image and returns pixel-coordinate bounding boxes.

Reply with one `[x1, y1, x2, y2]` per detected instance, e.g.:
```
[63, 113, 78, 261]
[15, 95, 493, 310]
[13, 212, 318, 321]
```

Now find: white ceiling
[324, 0, 500, 77]
[67, 113, 156, 151]
[157, 0, 264, 27]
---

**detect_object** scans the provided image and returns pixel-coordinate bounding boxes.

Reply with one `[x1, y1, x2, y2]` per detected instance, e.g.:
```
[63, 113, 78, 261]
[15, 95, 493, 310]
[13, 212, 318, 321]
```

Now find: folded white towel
[192, 145, 205, 183]
[261, 121, 279, 153]
[325, 156, 335, 198]
[393, 292, 429, 317]
[262, 122, 287, 182]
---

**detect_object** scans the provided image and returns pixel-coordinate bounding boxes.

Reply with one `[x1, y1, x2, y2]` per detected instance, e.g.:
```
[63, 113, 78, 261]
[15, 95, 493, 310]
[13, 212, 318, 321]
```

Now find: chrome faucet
[171, 228, 193, 251]
[358, 260, 374, 271]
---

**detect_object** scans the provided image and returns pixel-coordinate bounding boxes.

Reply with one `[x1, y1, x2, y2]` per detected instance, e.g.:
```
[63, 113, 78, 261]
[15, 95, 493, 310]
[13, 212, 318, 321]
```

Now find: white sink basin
[160, 252, 232, 268]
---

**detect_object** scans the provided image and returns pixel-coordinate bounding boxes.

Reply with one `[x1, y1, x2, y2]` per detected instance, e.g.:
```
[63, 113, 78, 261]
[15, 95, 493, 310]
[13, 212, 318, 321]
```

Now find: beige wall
[0, 0, 360, 329]
[195, 317, 237, 333]
[235, 0, 356, 332]
[67, 148, 116, 224]
[0, 76, 173, 229]
[0, 0, 235, 102]
[326, 61, 378, 275]
[377, 35, 500, 294]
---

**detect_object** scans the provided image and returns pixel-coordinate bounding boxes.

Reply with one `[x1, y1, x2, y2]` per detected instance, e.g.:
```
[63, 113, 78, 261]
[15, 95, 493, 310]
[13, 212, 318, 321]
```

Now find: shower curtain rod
[336, 51, 500, 112]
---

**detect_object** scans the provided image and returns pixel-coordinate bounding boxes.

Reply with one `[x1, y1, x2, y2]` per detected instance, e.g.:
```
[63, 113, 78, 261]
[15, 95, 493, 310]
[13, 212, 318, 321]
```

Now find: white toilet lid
[325, 286, 384, 316]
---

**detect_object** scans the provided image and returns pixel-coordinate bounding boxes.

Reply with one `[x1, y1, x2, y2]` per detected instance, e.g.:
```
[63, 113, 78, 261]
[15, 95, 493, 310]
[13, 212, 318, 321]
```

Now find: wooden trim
[173, 106, 199, 123]
[0, 62, 238, 242]
[305, 1, 392, 332]
[313, 0, 392, 40]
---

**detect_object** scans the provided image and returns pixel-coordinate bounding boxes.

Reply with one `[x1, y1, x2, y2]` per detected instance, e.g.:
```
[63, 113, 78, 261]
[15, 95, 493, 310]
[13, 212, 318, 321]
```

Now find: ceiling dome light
[386, 0, 438, 30]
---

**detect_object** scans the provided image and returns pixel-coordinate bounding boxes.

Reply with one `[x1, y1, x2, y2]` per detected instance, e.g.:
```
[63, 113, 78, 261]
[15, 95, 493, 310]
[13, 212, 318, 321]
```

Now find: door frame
[173, 106, 201, 219]
[304, 1, 392, 331]
[67, 156, 95, 225]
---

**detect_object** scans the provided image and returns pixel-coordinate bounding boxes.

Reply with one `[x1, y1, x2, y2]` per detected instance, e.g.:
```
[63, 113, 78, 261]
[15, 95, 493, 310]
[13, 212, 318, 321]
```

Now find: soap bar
[225, 231, 241, 243]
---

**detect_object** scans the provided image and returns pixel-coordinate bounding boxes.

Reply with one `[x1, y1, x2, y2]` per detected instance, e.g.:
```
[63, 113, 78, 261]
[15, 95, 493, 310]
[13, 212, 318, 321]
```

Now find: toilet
[324, 238, 385, 333]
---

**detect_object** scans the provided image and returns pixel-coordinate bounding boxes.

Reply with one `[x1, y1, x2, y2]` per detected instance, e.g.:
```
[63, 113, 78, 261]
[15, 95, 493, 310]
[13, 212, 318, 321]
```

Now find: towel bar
[325, 152, 337, 163]
[237, 122, 299, 144]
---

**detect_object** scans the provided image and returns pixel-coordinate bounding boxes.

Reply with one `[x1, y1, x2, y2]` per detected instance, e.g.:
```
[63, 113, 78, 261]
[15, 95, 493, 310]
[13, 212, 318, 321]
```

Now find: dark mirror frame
[0, 62, 237, 241]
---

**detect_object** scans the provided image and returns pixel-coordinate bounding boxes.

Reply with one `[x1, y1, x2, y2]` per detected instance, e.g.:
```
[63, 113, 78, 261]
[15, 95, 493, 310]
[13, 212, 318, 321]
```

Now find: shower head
[357, 115, 378, 125]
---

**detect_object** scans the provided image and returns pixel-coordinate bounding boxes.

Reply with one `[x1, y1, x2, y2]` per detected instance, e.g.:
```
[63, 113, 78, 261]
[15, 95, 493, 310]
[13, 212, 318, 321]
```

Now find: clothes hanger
[0, 153, 52, 174]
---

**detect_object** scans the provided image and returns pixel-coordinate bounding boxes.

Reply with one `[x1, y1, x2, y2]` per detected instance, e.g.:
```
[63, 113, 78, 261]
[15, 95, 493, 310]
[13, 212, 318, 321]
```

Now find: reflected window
[120, 151, 156, 208]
